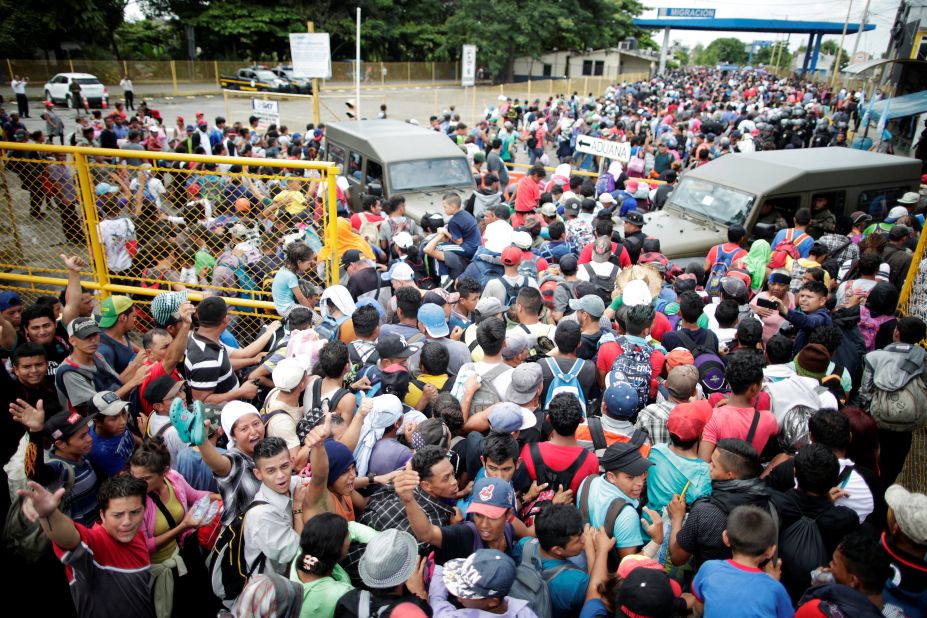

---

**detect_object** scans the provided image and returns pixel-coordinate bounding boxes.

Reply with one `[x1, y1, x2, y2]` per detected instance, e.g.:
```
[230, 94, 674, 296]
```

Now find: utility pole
[307, 21, 321, 126]
[850, 0, 872, 63]
[830, 0, 854, 90]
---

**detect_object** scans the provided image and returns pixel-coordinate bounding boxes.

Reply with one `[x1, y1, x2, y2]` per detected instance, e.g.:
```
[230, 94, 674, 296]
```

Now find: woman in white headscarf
[353, 394, 407, 477]
[316, 285, 356, 342]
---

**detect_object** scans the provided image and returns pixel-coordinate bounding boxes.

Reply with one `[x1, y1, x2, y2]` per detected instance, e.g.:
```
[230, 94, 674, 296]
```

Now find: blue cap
[417, 303, 448, 338]
[355, 297, 385, 320]
[443, 550, 517, 600]
[0, 291, 22, 312]
[602, 381, 640, 419]
[467, 477, 517, 519]
[95, 182, 119, 196]
[488, 402, 535, 433]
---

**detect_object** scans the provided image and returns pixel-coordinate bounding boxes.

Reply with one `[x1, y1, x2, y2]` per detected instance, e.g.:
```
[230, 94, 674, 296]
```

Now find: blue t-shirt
[693, 559, 794, 618]
[770, 228, 814, 258]
[515, 538, 588, 615]
[271, 266, 300, 317]
[579, 598, 608, 618]
[98, 333, 137, 375]
[645, 443, 712, 512]
[447, 210, 482, 259]
[88, 427, 136, 478]
[577, 475, 648, 549]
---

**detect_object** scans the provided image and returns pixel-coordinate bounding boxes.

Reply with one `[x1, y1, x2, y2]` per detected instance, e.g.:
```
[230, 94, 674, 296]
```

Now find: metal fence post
[0, 156, 29, 285]
[214, 60, 220, 86]
[169, 60, 178, 94]
[72, 151, 111, 298]
[326, 167, 339, 285]
[407, 62, 411, 83]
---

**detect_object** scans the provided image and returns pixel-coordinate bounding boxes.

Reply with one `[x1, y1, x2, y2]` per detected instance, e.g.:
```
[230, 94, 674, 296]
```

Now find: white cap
[484, 220, 514, 253]
[393, 231, 414, 250]
[512, 231, 533, 250]
[622, 279, 653, 307]
[272, 357, 308, 392]
[599, 193, 616, 204]
[382, 262, 415, 282]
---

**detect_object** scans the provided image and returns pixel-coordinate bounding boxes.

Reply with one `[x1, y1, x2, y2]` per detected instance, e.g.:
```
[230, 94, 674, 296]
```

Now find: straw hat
[614, 264, 663, 299]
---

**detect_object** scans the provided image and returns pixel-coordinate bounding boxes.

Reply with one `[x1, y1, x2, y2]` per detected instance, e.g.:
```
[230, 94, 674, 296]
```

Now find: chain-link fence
[0, 142, 339, 341]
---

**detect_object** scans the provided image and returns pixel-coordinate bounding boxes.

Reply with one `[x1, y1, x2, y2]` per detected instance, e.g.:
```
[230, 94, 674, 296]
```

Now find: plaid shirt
[817, 233, 859, 273]
[635, 400, 676, 445]
[360, 485, 455, 552]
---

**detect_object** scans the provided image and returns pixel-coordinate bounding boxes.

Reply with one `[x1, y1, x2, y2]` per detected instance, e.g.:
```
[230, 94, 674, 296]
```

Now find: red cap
[667, 400, 713, 441]
[501, 246, 522, 266]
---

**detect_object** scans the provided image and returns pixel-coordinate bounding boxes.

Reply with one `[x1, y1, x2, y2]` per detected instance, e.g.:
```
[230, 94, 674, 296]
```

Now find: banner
[461, 44, 477, 87]
[290, 33, 332, 79]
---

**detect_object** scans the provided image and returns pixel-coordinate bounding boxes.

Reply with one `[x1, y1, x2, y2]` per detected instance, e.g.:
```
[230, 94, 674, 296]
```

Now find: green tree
[692, 37, 749, 66]
[0, 0, 128, 59]
[820, 40, 850, 72]
[753, 42, 792, 69]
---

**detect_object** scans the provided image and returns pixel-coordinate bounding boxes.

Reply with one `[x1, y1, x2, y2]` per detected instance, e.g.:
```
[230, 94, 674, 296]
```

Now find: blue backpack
[232, 261, 260, 314]
[543, 357, 587, 416]
[608, 337, 654, 414]
[705, 244, 740, 297]
[315, 314, 349, 341]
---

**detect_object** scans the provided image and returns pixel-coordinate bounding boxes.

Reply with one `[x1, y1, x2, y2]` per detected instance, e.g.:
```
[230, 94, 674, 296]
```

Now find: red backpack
[769, 229, 810, 269]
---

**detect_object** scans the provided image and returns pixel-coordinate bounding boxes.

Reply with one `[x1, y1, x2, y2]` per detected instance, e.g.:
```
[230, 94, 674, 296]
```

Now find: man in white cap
[896, 191, 925, 228]
[264, 357, 311, 467]
[881, 485, 927, 614]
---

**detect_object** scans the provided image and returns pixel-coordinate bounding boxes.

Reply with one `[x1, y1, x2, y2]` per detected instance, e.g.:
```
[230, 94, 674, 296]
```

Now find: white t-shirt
[130, 177, 166, 209]
[98, 217, 135, 273]
[576, 260, 618, 282]
[484, 274, 539, 306]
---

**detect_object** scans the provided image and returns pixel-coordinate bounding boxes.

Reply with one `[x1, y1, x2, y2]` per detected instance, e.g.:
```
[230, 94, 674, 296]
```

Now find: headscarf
[317, 217, 375, 264]
[319, 284, 356, 319]
[324, 439, 357, 486]
[742, 239, 772, 291]
[353, 395, 404, 476]
[232, 573, 303, 618]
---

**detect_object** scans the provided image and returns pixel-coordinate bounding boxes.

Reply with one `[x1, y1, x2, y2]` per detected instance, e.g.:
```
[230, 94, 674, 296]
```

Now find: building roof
[632, 18, 876, 35]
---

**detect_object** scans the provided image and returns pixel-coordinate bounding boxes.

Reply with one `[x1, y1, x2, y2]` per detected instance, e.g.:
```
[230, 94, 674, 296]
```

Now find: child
[692, 505, 792, 618]
[645, 402, 712, 512]
[430, 549, 536, 617]
[517, 505, 587, 615]
[774, 280, 832, 355]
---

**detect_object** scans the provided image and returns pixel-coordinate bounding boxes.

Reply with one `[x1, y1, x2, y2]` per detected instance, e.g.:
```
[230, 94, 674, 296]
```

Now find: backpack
[208, 500, 269, 605]
[771, 229, 810, 269]
[357, 212, 381, 246]
[867, 346, 927, 432]
[675, 329, 727, 394]
[705, 244, 741, 297]
[259, 388, 290, 426]
[820, 237, 853, 280]
[543, 357, 587, 416]
[500, 275, 528, 308]
[858, 305, 894, 352]
[577, 475, 636, 539]
[779, 511, 829, 599]
[583, 262, 619, 297]
[3, 456, 76, 562]
[627, 155, 645, 176]
[519, 442, 591, 527]
[297, 379, 350, 442]
[595, 172, 615, 196]
[511, 538, 582, 618]
[315, 314, 349, 342]
[469, 364, 510, 415]
[586, 416, 649, 460]
[608, 337, 655, 414]
[518, 254, 540, 281]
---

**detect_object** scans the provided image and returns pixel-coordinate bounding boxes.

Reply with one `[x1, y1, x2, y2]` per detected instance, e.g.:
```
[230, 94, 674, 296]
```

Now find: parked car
[43, 73, 108, 109]
[219, 68, 290, 93]
[270, 65, 312, 94]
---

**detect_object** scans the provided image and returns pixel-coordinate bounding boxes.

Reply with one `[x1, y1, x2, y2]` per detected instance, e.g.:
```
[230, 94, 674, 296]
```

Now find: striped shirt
[185, 331, 238, 394]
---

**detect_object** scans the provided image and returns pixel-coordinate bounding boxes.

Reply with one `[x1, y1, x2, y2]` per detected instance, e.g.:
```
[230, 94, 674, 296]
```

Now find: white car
[43, 73, 109, 109]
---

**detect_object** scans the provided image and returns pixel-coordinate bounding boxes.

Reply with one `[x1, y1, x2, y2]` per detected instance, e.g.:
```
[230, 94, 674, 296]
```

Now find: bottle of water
[189, 495, 211, 524]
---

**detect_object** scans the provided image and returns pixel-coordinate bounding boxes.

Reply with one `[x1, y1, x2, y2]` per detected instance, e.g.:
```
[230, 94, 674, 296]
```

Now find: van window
[763, 196, 801, 223]
[811, 191, 845, 217]
[669, 177, 755, 226]
[858, 186, 908, 220]
[328, 144, 345, 168]
[366, 159, 383, 185]
[348, 151, 363, 181]
[389, 158, 472, 192]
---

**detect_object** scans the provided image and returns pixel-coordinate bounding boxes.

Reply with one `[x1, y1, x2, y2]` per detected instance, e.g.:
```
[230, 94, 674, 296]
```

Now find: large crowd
[1, 67, 927, 618]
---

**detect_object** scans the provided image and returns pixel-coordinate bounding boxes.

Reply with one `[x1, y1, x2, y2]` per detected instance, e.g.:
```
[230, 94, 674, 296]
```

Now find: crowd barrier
[0, 142, 339, 338]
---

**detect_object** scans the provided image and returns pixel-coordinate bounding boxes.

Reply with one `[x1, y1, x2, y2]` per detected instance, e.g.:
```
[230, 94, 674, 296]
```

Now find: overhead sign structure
[575, 135, 631, 161]
[251, 99, 280, 130]
[461, 45, 477, 87]
[289, 32, 332, 79]
[657, 7, 716, 18]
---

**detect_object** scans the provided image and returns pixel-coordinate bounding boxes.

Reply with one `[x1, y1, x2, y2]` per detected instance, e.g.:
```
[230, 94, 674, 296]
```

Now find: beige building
[513, 48, 656, 81]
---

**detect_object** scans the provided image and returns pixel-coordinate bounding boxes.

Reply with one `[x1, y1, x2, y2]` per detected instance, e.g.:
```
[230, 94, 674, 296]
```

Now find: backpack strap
[630, 427, 649, 447]
[588, 416, 608, 451]
[745, 405, 761, 445]
[578, 477, 593, 523]
[603, 498, 630, 539]
[148, 488, 179, 530]
[468, 337, 481, 352]
[358, 590, 371, 618]
[837, 464, 855, 488]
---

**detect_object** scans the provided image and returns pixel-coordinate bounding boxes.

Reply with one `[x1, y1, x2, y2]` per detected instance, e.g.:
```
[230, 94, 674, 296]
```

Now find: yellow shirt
[274, 190, 308, 215]
[405, 373, 449, 408]
[151, 481, 185, 564]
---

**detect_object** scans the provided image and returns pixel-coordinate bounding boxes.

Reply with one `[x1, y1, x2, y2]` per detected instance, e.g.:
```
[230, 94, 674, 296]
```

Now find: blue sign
[657, 7, 717, 18]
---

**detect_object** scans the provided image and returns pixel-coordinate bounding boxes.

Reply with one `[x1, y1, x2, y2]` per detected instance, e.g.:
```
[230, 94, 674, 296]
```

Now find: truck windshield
[254, 70, 277, 81]
[668, 177, 755, 226]
[389, 158, 472, 192]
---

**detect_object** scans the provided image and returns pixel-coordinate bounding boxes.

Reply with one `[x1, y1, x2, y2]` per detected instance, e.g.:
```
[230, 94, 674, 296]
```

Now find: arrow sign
[574, 135, 631, 161]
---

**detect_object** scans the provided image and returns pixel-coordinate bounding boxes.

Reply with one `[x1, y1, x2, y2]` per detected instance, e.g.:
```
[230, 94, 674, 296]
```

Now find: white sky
[125, 0, 896, 60]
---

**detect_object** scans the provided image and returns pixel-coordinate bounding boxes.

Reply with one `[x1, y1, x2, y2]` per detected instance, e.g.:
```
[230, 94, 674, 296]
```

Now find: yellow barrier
[0, 142, 340, 332]
[899, 215, 927, 321]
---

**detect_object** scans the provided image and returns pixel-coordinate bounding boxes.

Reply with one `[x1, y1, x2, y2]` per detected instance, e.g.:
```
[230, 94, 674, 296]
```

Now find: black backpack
[820, 237, 853, 280]
[208, 500, 269, 604]
[519, 443, 590, 526]
[296, 379, 349, 442]
[779, 509, 830, 600]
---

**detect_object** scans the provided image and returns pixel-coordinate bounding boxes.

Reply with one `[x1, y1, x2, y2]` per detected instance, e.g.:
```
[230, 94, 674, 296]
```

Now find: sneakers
[168, 398, 205, 445]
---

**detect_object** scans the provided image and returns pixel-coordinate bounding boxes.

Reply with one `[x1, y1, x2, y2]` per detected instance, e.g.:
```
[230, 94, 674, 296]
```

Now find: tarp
[869, 90, 927, 124]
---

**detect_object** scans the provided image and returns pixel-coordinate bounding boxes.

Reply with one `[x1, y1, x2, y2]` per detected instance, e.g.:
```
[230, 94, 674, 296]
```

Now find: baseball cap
[720, 276, 748, 300]
[359, 529, 419, 589]
[376, 333, 421, 359]
[665, 348, 696, 372]
[144, 375, 184, 404]
[617, 567, 676, 618]
[418, 303, 449, 338]
[151, 291, 186, 327]
[622, 211, 645, 226]
[501, 246, 522, 266]
[850, 210, 872, 226]
[592, 236, 611, 263]
[381, 262, 415, 282]
[599, 193, 616, 205]
[559, 254, 578, 275]
[46, 410, 93, 441]
[568, 295, 605, 318]
[475, 297, 505, 318]
[95, 182, 119, 196]
[340, 249, 363, 267]
[66, 316, 101, 339]
[484, 220, 513, 253]
[539, 203, 557, 217]
[443, 550, 517, 600]
[664, 364, 699, 398]
[890, 225, 912, 241]
[603, 382, 640, 419]
[667, 401, 712, 441]
[501, 329, 532, 361]
[393, 231, 414, 250]
[885, 205, 909, 223]
[600, 442, 653, 475]
[886, 484, 927, 544]
[429, 287, 460, 305]
[91, 391, 129, 417]
[467, 478, 517, 519]
[563, 198, 581, 214]
[897, 191, 920, 206]
[185, 124, 195, 131]
[488, 401, 536, 433]
[512, 231, 533, 250]
[504, 363, 544, 405]
[272, 357, 308, 392]
[0, 291, 23, 311]
[98, 295, 134, 328]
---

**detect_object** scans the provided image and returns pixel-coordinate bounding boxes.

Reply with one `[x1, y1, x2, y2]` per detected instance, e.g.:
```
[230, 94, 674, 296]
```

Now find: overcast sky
[126, 0, 897, 59]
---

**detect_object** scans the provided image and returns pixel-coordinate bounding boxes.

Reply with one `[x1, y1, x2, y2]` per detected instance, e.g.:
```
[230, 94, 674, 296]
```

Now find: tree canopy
[691, 38, 749, 67]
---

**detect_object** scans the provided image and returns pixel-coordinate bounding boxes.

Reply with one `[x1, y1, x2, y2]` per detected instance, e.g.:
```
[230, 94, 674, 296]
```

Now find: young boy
[692, 505, 792, 618]
[774, 280, 832, 354]
[430, 548, 536, 617]
[645, 402, 712, 512]
[86, 391, 137, 478]
[517, 504, 587, 615]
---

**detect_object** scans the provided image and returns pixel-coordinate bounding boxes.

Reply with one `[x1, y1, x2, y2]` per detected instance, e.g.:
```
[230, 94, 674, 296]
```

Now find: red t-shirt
[577, 241, 631, 267]
[596, 338, 666, 400]
[521, 250, 549, 273]
[706, 242, 747, 267]
[520, 442, 600, 494]
[139, 360, 182, 416]
[701, 401, 778, 453]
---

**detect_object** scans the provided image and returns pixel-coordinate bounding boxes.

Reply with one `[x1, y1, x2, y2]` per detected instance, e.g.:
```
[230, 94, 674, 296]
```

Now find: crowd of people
[1, 67, 926, 618]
